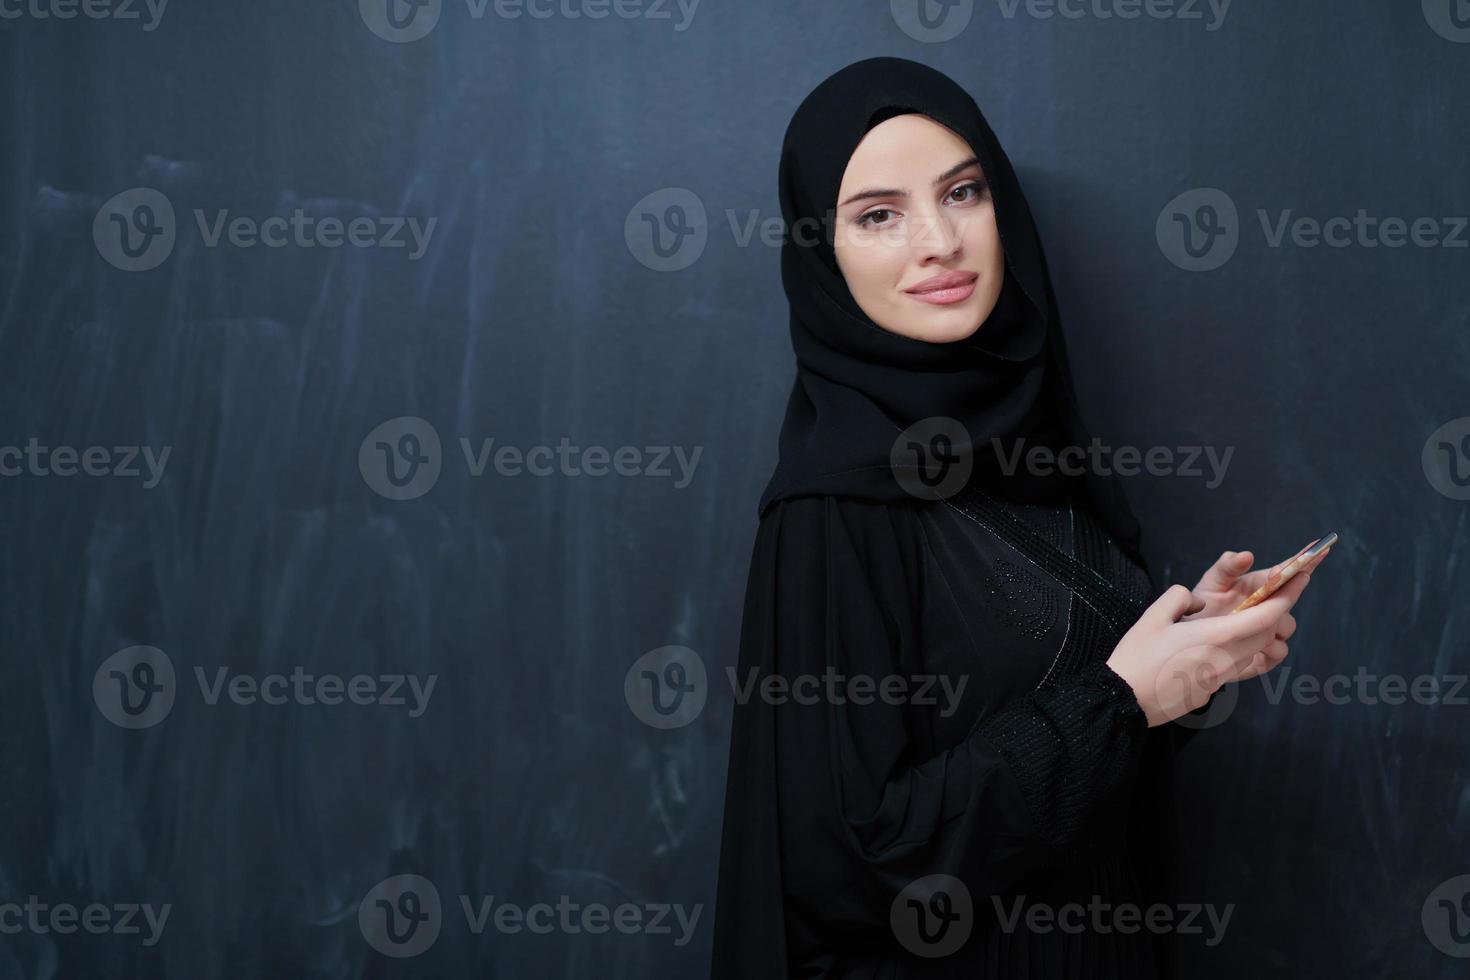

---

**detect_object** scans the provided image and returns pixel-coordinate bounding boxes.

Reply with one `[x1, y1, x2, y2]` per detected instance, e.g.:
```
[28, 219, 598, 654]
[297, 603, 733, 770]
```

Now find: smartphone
[1230, 532, 1338, 613]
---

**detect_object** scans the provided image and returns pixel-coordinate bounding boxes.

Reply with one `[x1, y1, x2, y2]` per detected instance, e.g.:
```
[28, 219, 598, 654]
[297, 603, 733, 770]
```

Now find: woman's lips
[904, 271, 978, 306]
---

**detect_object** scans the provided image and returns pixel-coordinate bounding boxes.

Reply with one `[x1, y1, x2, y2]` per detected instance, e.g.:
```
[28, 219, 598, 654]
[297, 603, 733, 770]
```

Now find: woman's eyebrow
[838, 156, 983, 207]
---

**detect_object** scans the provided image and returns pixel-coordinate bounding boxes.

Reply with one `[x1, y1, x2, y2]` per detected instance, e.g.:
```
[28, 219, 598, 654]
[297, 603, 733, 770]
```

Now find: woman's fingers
[1186, 577, 1309, 681]
[1234, 639, 1290, 682]
[1146, 583, 1205, 626]
[1128, 564, 1316, 723]
[1226, 621, 1296, 684]
[1231, 652, 1265, 683]
[1196, 549, 1254, 591]
[1183, 571, 1310, 642]
[1152, 554, 1318, 702]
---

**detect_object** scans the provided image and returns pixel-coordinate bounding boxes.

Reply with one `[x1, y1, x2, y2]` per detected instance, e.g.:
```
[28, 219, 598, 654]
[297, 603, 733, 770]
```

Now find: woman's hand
[1181, 543, 1330, 682]
[1105, 571, 1314, 727]
[1185, 544, 1331, 618]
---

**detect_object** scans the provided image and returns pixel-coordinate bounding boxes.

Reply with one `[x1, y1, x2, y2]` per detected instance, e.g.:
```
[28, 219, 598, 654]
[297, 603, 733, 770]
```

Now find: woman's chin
[901, 308, 986, 344]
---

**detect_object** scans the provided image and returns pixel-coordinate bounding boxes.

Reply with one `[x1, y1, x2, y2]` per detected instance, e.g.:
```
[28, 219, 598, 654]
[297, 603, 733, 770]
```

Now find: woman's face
[832, 113, 1005, 343]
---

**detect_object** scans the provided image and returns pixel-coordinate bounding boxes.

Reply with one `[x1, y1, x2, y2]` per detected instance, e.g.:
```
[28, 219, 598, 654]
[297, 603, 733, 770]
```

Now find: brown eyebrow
[838, 156, 984, 208]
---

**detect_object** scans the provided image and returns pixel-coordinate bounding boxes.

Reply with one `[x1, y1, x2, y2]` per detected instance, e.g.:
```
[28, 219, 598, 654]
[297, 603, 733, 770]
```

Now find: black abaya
[710, 486, 1193, 978]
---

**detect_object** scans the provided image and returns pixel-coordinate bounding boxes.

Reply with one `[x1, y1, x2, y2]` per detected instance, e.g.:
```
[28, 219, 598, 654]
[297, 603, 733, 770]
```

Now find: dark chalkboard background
[1, 1, 1467, 976]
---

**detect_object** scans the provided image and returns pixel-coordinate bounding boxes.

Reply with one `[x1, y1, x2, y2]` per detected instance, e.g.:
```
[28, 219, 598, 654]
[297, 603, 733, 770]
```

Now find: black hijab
[757, 56, 1146, 565]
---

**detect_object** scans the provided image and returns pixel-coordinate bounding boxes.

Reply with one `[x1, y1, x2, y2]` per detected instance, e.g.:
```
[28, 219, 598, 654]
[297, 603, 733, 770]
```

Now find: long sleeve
[970, 659, 1150, 850]
[710, 495, 1153, 978]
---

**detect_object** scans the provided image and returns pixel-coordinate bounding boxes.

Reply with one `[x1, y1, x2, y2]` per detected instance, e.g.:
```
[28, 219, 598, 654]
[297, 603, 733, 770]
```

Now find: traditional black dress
[710, 485, 1198, 977]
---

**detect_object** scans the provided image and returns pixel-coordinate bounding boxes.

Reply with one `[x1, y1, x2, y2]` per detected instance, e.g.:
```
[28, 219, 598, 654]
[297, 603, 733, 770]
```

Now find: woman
[709, 57, 1324, 978]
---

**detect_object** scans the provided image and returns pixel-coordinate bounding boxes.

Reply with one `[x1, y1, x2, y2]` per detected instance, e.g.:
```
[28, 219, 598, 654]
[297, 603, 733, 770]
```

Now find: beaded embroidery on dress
[943, 483, 1155, 692]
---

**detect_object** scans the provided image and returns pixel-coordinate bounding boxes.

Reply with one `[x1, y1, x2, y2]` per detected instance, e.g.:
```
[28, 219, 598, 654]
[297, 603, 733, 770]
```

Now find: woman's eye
[857, 208, 896, 228]
[949, 180, 988, 204]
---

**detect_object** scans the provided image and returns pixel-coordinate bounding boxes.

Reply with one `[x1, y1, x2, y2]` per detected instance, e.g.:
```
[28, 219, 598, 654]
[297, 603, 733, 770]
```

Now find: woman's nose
[913, 209, 963, 262]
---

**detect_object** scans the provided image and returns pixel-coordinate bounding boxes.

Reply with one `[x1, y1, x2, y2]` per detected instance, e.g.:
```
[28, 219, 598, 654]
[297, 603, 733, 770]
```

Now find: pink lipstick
[904, 270, 978, 306]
